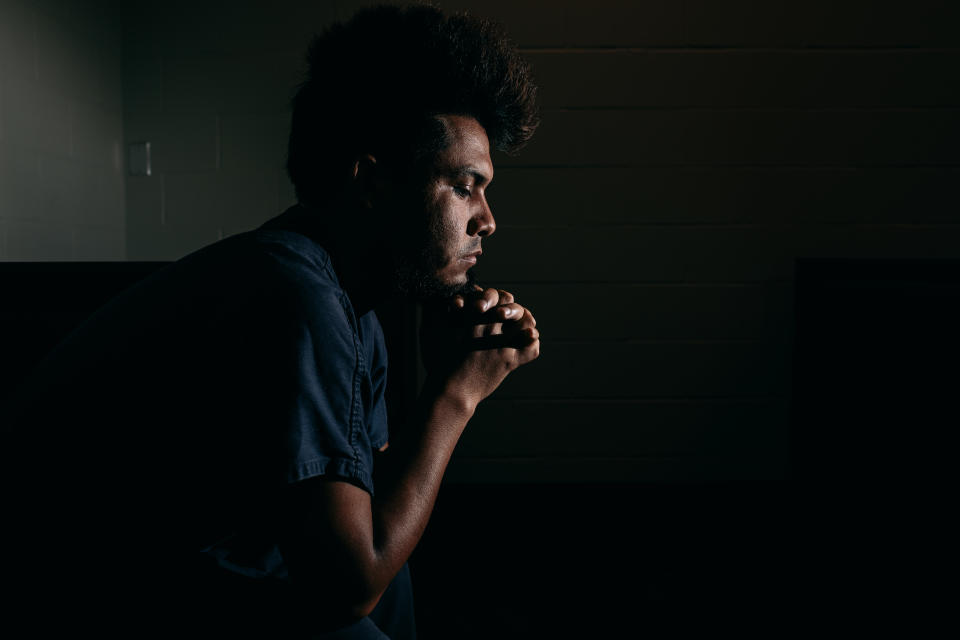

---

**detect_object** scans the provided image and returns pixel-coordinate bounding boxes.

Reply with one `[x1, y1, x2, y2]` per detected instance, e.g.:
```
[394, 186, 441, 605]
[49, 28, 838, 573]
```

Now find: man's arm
[278, 287, 539, 626]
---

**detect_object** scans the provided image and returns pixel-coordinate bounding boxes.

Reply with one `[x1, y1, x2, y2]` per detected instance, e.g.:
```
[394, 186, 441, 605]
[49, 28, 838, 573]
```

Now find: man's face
[393, 114, 496, 301]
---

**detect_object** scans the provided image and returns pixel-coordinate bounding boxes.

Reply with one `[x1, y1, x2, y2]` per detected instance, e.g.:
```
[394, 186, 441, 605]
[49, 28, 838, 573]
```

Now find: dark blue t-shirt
[4, 207, 411, 637]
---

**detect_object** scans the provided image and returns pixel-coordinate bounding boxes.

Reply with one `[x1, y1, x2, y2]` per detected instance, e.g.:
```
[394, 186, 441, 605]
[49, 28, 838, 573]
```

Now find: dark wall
[454, 0, 960, 483]
[115, 0, 959, 484]
[0, 0, 125, 259]
[7, 2, 957, 635]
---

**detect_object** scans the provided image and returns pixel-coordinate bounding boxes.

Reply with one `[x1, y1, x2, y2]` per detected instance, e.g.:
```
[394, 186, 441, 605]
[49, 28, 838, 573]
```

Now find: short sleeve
[239, 239, 381, 496]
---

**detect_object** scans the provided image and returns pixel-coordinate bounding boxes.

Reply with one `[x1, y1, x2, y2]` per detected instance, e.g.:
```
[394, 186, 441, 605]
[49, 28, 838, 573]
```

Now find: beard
[393, 212, 479, 302]
[394, 241, 478, 302]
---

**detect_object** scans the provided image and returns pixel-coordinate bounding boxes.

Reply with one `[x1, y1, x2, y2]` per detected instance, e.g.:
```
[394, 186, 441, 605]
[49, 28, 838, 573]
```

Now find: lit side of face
[394, 114, 496, 300]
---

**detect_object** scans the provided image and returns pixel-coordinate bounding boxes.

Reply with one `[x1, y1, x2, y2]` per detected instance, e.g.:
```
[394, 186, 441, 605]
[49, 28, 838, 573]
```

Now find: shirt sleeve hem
[288, 456, 374, 495]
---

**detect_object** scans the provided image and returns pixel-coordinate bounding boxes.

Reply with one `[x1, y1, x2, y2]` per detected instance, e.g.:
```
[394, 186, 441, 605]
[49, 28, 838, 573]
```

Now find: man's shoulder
[165, 223, 344, 314]
[189, 224, 338, 289]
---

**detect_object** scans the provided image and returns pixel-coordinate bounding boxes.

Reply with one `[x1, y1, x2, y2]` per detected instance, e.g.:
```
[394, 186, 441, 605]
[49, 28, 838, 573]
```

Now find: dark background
[2, 0, 958, 635]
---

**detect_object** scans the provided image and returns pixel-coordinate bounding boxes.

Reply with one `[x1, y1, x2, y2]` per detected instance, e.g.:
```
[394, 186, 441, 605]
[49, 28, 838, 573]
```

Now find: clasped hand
[420, 286, 540, 409]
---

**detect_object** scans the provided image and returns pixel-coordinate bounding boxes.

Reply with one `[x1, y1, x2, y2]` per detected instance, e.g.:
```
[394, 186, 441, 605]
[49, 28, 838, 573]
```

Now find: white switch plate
[128, 142, 151, 176]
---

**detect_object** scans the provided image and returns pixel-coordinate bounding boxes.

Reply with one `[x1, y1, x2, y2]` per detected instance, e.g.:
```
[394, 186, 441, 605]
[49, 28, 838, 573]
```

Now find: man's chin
[395, 266, 477, 302]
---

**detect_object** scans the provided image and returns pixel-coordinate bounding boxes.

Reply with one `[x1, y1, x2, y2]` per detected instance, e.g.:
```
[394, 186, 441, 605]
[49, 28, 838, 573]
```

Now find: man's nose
[468, 198, 496, 237]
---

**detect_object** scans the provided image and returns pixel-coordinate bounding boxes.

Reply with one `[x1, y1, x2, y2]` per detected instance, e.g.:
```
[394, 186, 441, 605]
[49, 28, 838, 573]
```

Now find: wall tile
[486, 283, 784, 341]
[0, 142, 42, 220]
[500, 109, 960, 167]
[1, 73, 71, 157]
[530, 51, 960, 110]
[0, 1, 38, 82]
[681, 0, 960, 48]
[444, 453, 788, 484]
[219, 113, 290, 172]
[71, 99, 123, 168]
[122, 54, 163, 117]
[34, 7, 102, 106]
[4, 217, 73, 260]
[492, 340, 791, 399]
[36, 154, 83, 222]
[162, 51, 302, 115]
[72, 223, 125, 261]
[561, 0, 684, 47]
[493, 166, 960, 227]
[160, 172, 226, 257]
[125, 113, 220, 174]
[215, 169, 283, 237]
[479, 226, 786, 283]
[125, 174, 172, 261]
[483, 224, 960, 284]
[460, 399, 786, 458]
[142, 0, 336, 59]
[0, 0, 124, 261]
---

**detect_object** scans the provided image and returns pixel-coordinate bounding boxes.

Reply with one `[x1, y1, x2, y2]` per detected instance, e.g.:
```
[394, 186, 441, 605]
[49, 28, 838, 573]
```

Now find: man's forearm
[366, 381, 475, 599]
[282, 288, 537, 623]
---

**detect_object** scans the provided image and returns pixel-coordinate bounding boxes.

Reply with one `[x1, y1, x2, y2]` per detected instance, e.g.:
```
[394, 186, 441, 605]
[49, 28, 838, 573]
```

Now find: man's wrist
[420, 376, 478, 423]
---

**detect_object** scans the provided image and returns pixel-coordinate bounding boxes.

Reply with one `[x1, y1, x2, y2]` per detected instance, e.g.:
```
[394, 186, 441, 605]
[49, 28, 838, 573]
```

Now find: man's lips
[459, 250, 481, 265]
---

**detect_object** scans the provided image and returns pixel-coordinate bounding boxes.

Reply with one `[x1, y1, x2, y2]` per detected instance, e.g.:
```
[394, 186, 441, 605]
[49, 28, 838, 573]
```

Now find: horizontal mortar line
[484, 396, 785, 404]
[487, 395, 789, 403]
[473, 280, 795, 286]
[539, 339, 767, 345]
[491, 281, 787, 288]
[548, 105, 960, 112]
[497, 164, 960, 171]
[450, 455, 704, 462]
[494, 223, 960, 230]
[542, 104, 960, 112]
[500, 163, 960, 170]
[520, 46, 960, 54]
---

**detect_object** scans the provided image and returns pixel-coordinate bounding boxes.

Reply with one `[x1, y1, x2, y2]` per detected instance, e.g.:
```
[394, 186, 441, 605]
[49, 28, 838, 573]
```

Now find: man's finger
[519, 307, 536, 328]
[466, 328, 539, 351]
[491, 302, 524, 321]
[497, 306, 536, 331]
[465, 287, 500, 314]
[496, 289, 514, 305]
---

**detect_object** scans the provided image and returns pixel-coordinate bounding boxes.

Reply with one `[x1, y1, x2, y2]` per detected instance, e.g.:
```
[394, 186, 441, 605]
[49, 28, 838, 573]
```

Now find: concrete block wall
[70, 1, 960, 482]
[121, 0, 333, 259]
[442, 0, 960, 482]
[0, 0, 125, 260]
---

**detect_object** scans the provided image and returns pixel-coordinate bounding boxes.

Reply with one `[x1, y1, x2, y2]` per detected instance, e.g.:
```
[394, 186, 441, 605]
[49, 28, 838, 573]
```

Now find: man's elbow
[348, 591, 383, 620]
[294, 573, 385, 623]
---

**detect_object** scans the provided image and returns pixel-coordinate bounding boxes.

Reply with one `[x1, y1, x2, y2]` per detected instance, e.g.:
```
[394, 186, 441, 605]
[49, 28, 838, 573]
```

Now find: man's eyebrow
[450, 166, 492, 186]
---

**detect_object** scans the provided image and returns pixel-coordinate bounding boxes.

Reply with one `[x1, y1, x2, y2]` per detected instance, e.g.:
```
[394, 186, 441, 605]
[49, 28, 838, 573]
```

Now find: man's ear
[352, 154, 379, 209]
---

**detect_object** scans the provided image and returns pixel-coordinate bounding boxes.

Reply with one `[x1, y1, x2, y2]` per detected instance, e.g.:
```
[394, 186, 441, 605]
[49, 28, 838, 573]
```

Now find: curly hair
[286, 3, 539, 205]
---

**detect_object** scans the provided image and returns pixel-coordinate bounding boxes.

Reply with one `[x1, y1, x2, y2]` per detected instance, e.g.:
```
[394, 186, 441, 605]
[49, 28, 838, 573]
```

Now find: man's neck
[285, 202, 392, 316]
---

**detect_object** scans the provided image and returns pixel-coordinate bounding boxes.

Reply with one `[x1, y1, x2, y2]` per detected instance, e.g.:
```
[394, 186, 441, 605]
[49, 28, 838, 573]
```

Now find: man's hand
[282, 287, 540, 625]
[420, 286, 540, 413]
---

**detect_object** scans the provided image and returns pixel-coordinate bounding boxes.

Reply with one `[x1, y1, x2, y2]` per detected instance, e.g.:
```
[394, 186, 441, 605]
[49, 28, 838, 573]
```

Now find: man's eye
[453, 185, 472, 199]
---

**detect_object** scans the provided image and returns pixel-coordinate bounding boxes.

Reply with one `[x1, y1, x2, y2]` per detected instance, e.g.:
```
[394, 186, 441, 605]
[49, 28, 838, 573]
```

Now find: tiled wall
[120, 0, 334, 259]
[0, 0, 125, 260]
[56, 1, 960, 481]
[444, 0, 960, 482]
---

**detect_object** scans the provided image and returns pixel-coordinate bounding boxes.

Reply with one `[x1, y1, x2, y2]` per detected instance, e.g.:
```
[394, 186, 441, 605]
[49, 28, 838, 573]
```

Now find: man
[3, 5, 539, 638]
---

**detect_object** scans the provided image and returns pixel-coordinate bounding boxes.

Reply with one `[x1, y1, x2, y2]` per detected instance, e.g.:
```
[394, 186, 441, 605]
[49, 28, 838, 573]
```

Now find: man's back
[3, 207, 392, 635]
